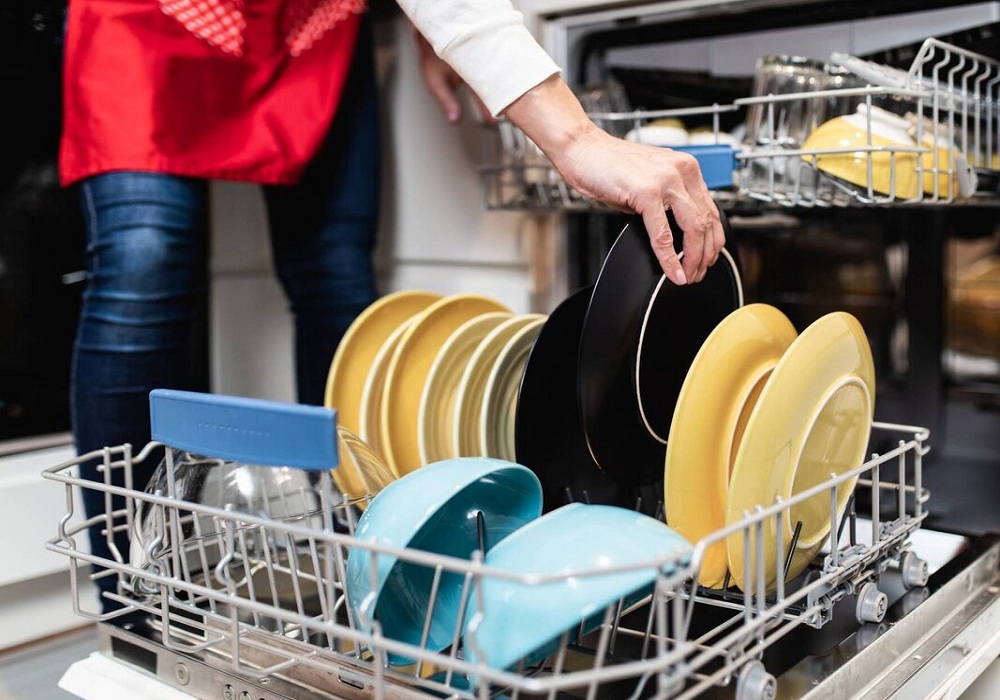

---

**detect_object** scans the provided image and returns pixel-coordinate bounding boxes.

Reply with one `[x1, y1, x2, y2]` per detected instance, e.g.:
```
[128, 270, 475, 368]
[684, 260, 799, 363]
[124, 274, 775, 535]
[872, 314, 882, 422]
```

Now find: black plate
[514, 287, 629, 513]
[578, 209, 743, 487]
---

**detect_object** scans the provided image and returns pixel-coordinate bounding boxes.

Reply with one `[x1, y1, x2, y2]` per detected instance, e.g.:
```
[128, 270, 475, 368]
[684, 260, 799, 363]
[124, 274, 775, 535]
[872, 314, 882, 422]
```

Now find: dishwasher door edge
[783, 536, 1000, 699]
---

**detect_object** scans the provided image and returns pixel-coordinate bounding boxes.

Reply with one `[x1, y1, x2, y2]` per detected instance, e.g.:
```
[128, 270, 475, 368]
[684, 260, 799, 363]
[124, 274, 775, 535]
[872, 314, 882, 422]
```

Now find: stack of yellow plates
[418, 312, 514, 465]
[480, 316, 547, 461]
[664, 306, 875, 592]
[664, 304, 798, 588]
[452, 314, 546, 457]
[326, 291, 551, 484]
[724, 311, 874, 591]
[325, 290, 441, 436]
[358, 319, 417, 465]
[380, 295, 512, 476]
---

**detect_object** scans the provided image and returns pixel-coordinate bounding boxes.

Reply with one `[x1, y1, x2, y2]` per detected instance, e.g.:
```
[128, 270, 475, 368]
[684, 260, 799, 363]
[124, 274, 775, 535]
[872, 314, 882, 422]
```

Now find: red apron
[59, 0, 361, 186]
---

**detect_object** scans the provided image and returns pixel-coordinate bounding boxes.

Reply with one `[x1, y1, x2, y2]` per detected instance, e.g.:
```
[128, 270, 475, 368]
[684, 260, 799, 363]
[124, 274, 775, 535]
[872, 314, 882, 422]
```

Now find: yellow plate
[380, 295, 511, 475]
[324, 291, 441, 434]
[664, 304, 798, 588]
[726, 312, 875, 591]
[334, 426, 397, 508]
[358, 318, 419, 470]
[453, 315, 543, 458]
[418, 312, 514, 465]
[480, 316, 547, 460]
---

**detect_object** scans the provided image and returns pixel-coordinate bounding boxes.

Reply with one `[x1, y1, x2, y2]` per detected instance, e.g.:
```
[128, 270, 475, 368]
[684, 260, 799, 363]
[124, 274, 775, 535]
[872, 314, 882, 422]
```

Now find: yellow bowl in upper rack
[801, 106, 958, 199]
[801, 106, 919, 198]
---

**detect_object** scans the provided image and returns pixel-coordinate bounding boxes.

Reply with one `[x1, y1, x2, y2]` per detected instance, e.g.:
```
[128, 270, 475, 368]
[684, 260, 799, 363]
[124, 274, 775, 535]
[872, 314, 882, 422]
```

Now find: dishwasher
[43, 391, 997, 700]
[45, 4, 1000, 699]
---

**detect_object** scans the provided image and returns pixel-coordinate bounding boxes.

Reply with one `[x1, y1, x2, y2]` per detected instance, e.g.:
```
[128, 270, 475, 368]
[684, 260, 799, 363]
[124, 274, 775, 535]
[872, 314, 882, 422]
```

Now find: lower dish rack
[44, 420, 933, 700]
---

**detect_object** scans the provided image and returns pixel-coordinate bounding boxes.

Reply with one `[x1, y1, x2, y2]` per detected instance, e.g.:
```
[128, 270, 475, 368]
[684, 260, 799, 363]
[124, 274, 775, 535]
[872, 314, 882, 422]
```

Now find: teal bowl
[463, 503, 692, 672]
[345, 458, 542, 663]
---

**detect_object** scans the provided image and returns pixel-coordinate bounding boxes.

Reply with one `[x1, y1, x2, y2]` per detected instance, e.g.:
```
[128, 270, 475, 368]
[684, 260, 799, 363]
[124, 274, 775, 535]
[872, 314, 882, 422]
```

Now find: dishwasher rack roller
[44, 421, 930, 700]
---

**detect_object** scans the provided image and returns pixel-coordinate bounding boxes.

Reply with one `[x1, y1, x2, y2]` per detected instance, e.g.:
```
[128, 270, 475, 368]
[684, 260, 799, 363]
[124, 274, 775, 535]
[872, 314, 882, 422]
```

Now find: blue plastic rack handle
[149, 389, 338, 471]
[671, 144, 739, 190]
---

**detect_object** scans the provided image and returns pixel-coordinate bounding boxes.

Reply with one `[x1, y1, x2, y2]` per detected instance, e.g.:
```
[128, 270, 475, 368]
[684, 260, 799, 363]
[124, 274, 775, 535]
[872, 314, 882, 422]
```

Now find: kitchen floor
[0, 626, 97, 700]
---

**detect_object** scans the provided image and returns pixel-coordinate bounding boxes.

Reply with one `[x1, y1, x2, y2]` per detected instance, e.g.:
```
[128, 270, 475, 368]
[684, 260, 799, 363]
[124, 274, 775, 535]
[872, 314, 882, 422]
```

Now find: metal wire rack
[45, 420, 930, 700]
[479, 38, 1000, 212]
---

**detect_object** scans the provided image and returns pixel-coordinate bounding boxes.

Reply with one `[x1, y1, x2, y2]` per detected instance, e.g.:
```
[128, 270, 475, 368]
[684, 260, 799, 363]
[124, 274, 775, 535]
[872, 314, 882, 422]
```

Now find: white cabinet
[0, 444, 78, 588]
[0, 444, 97, 649]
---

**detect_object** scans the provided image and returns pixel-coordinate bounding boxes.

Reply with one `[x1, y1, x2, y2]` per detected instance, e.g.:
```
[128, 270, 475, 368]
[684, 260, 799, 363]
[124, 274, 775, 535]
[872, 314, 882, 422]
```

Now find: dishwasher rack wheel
[856, 581, 889, 624]
[736, 660, 777, 700]
[900, 550, 930, 589]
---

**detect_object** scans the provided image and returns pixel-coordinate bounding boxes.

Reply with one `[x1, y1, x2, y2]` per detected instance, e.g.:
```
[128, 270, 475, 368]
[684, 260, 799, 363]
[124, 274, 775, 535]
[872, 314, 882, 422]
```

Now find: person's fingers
[700, 191, 725, 270]
[667, 152, 725, 283]
[424, 65, 463, 124]
[680, 190, 707, 284]
[639, 205, 687, 286]
[690, 189, 721, 282]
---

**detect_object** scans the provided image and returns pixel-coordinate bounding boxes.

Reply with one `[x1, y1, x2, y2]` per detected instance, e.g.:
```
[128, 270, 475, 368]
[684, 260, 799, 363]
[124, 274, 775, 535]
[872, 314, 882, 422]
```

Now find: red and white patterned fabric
[60, 0, 363, 186]
[159, 0, 366, 56]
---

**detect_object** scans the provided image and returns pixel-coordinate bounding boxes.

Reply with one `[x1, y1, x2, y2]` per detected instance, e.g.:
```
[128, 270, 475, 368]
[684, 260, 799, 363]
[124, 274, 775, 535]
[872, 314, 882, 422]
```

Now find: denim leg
[264, 18, 380, 407]
[72, 172, 209, 610]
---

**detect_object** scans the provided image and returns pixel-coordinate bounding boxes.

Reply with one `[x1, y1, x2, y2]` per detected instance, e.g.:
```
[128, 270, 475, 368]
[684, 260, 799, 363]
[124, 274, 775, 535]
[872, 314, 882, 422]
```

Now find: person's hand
[504, 76, 725, 286]
[409, 23, 494, 126]
[555, 127, 724, 285]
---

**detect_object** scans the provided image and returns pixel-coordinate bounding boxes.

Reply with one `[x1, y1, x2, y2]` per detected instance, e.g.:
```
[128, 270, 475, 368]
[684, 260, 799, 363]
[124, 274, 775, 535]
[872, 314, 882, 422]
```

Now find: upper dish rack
[45, 421, 930, 700]
[479, 38, 1000, 211]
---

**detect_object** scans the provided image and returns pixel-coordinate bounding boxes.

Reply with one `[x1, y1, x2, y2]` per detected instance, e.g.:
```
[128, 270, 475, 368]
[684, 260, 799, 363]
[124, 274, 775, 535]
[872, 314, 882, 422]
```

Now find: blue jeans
[73, 21, 379, 612]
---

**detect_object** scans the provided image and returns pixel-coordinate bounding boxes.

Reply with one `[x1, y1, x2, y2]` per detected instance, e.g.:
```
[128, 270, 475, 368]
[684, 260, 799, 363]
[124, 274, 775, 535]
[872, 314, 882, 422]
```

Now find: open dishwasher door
[774, 531, 1000, 699]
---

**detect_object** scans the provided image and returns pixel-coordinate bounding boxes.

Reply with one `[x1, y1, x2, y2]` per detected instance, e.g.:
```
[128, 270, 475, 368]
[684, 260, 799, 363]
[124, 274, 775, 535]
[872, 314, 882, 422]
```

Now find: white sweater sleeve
[397, 0, 562, 116]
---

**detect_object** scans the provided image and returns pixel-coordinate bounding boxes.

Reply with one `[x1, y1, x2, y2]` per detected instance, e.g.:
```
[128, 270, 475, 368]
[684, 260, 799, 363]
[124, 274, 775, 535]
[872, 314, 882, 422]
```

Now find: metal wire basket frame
[479, 38, 1000, 212]
[45, 420, 930, 699]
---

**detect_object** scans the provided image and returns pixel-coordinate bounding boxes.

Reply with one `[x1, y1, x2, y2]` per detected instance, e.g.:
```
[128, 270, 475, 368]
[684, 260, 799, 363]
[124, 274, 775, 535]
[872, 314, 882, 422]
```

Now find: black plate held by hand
[578, 209, 743, 487]
[514, 286, 629, 513]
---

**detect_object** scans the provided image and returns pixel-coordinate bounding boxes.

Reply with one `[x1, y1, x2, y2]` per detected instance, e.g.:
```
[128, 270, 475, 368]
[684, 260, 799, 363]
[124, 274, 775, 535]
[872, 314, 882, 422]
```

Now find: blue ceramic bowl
[463, 503, 692, 672]
[345, 458, 542, 663]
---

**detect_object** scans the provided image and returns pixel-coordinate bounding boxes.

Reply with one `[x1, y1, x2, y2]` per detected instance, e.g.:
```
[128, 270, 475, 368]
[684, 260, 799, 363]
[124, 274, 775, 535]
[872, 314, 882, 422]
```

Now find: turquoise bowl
[345, 457, 542, 663]
[463, 503, 692, 672]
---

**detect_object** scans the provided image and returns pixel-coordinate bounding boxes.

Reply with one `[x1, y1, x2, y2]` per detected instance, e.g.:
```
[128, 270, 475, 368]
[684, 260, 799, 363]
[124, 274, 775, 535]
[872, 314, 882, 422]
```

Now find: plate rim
[324, 290, 441, 434]
[380, 295, 511, 476]
[578, 213, 744, 486]
[417, 311, 514, 465]
[636, 247, 745, 445]
[478, 315, 547, 459]
[452, 314, 542, 458]
[358, 317, 420, 472]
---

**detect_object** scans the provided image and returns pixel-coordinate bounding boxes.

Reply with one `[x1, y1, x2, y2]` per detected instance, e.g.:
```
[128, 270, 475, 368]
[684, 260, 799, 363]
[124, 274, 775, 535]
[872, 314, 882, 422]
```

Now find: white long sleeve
[397, 0, 562, 116]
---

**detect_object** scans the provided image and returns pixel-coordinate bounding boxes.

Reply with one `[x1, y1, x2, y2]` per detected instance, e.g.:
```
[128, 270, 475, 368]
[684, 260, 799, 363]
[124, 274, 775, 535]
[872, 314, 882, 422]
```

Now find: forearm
[396, 0, 559, 116]
[501, 74, 598, 165]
